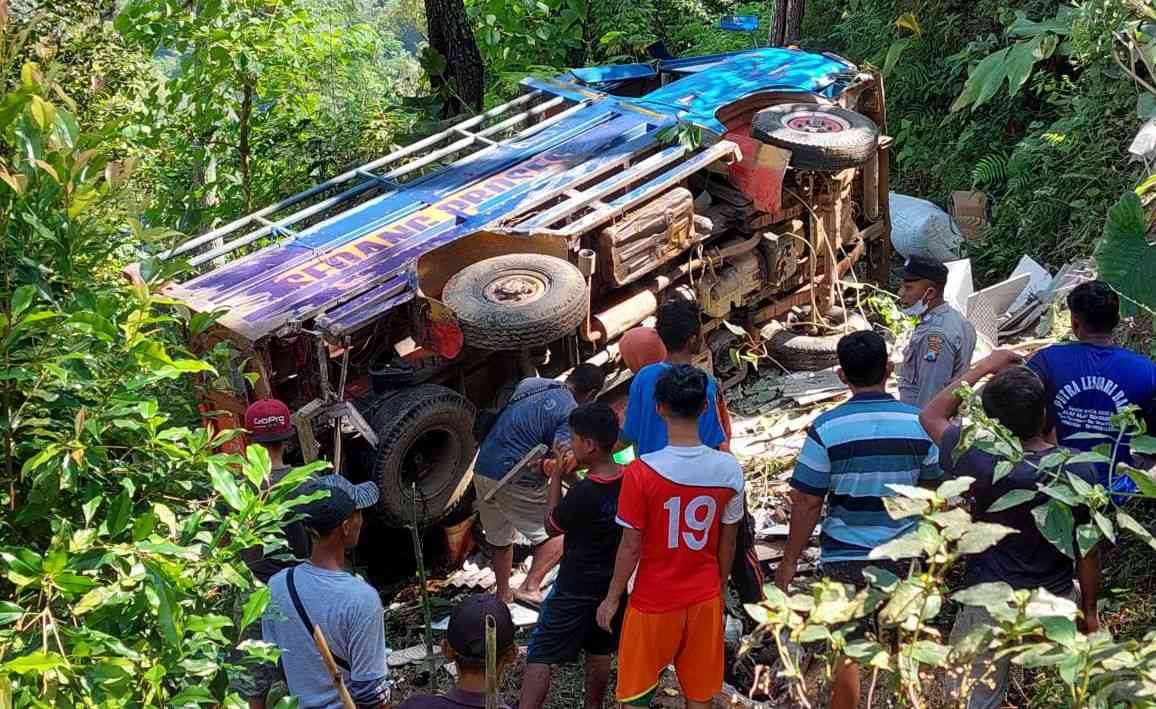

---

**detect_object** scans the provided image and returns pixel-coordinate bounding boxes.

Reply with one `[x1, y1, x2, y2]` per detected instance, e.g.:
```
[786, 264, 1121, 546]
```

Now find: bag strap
[287, 567, 352, 672]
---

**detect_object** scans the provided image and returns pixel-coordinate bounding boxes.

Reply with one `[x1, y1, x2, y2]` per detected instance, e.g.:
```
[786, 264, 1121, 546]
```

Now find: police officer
[897, 256, 977, 408]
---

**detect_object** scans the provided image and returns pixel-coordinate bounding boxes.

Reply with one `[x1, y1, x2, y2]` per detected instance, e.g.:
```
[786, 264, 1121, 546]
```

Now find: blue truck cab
[162, 47, 892, 527]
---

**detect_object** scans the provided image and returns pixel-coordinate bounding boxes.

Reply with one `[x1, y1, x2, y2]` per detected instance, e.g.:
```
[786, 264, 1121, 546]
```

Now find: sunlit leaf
[956, 522, 1018, 555]
[1032, 500, 1076, 559]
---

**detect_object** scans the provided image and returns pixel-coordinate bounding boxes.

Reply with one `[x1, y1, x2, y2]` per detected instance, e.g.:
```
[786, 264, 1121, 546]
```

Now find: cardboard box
[951, 190, 989, 241]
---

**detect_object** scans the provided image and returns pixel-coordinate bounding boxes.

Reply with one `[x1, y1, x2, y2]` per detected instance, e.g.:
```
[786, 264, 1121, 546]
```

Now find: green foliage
[118, 0, 419, 232]
[748, 392, 1156, 707]
[0, 58, 324, 707]
[1095, 192, 1156, 316]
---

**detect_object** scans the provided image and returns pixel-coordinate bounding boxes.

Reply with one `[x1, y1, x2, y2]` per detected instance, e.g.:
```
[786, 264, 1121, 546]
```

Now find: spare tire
[369, 384, 476, 526]
[751, 104, 879, 171]
[766, 315, 871, 372]
[442, 253, 587, 350]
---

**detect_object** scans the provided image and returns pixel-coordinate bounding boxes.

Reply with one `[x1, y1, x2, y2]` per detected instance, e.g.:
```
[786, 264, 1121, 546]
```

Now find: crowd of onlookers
[234, 265, 1156, 709]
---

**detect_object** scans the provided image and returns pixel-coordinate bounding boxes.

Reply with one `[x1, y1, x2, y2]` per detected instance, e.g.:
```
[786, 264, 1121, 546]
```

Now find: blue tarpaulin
[570, 64, 657, 85]
[626, 48, 853, 133]
[719, 15, 759, 32]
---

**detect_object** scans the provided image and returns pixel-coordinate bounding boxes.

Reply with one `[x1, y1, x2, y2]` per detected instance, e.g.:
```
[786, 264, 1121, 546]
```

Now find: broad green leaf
[154, 503, 179, 538]
[883, 494, 928, 519]
[1120, 463, 1156, 498]
[1032, 500, 1076, 559]
[908, 640, 950, 666]
[1008, 9, 1073, 38]
[1066, 451, 1111, 466]
[74, 585, 119, 615]
[869, 531, 925, 560]
[208, 462, 245, 512]
[744, 603, 769, 624]
[105, 488, 132, 537]
[245, 444, 273, 483]
[170, 686, 215, 705]
[885, 484, 936, 500]
[1093, 511, 1116, 544]
[987, 488, 1037, 513]
[935, 476, 974, 500]
[1005, 36, 1042, 96]
[798, 624, 830, 643]
[956, 522, 1018, 555]
[993, 460, 1013, 484]
[2, 652, 64, 674]
[1026, 588, 1079, 618]
[1116, 510, 1156, 551]
[952, 48, 1010, 112]
[1075, 522, 1100, 557]
[1131, 435, 1156, 456]
[1040, 616, 1077, 647]
[10, 285, 34, 317]
[241, 588, 271, 632]
[882, 37, 913, 78]
[0, 601, 23, 626]
[1094, 192, 1155, 316]
[147, 564, 183, 646]
[133, 511, 158, 541]
[1066, 472, 1094, 497]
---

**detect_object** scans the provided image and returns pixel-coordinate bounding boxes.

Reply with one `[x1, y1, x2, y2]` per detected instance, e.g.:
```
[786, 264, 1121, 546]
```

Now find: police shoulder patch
[925, 335, 942, 361]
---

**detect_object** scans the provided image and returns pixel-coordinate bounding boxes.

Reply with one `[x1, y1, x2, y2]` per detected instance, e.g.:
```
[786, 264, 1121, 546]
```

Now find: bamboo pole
[311, 625, 356, 709]
[484, 614, 498, 709]
[411, 482, 437, 691]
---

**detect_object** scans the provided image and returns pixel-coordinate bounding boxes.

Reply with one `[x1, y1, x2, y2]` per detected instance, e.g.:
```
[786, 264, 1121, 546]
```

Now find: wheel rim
[401, 427, 461, 497]
[784, 110, 850, 134]
[482, 269, 549, 307]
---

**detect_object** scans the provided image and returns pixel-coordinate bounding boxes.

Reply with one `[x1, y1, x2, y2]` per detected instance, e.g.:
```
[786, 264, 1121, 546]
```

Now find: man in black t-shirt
[520, 403, 625, 709]
[920, 351, 1101, 709]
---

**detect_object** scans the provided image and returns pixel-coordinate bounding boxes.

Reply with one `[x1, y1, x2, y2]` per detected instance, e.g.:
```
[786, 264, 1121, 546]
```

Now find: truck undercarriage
[156, 48, 893, 535]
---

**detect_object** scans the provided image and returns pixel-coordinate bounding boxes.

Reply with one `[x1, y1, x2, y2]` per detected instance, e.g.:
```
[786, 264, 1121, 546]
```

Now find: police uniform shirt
[899, 302, 977, 408]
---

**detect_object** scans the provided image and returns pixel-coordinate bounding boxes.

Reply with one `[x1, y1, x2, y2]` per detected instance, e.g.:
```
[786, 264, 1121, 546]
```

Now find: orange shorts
[616, 594, 724, 706]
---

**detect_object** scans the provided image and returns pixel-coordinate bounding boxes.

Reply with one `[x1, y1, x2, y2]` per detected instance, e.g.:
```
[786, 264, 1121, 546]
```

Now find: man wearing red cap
[241, 398, 313, 583]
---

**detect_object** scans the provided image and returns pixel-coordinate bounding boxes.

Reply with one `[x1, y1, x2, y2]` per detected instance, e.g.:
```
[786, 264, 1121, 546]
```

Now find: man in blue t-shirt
[1028, 281, 1156, 490]
[622, 298, 765, 605]
[622, 299, 729, 454]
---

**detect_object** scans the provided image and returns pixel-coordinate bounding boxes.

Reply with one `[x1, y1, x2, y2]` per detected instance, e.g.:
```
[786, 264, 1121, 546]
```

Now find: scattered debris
[387, 643, 444, 668]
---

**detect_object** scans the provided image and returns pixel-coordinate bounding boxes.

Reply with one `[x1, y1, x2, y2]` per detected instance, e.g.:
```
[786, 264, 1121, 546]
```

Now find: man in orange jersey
[596, 364, 744, 708]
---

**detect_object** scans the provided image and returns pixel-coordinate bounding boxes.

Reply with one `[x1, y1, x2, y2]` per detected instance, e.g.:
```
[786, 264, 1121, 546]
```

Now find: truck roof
[164, 48, 855, 343]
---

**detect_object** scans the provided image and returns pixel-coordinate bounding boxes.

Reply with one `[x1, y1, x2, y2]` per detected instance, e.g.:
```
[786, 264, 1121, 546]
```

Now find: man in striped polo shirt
[775, 330, 942, 709]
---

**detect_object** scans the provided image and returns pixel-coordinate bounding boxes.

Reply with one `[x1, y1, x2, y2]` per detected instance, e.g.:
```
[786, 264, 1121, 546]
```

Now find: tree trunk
[769, 0, 803, 46]
[784, 0, 804, 45]
[424, 0, 484, 115]
[768, 0, 787, 46]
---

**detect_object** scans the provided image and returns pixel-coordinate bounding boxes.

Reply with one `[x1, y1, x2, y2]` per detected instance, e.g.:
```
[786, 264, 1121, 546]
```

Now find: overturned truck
[161, 47, 892, 530]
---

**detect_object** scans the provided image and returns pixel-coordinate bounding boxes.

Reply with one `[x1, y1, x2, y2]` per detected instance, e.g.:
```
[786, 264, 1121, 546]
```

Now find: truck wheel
[443, 253, 587, 350]
[766, 315, 870, 372]
[369, 384, 477, 526]
[751, 104, 879, 171]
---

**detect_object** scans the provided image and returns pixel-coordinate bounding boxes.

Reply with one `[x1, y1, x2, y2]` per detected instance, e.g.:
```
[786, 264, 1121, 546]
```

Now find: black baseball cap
[900, 256, 949, 287]
[296, 475, 380, 532]
[447, 594, 515, 659]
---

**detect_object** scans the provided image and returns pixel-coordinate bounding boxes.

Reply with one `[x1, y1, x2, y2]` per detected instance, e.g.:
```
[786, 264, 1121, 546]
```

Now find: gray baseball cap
[297, 475, 379, 531]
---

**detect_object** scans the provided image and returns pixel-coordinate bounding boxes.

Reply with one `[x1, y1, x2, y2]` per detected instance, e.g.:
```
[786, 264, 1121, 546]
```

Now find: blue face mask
[902, 299, 929, 317]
